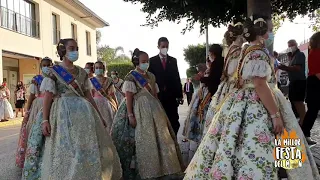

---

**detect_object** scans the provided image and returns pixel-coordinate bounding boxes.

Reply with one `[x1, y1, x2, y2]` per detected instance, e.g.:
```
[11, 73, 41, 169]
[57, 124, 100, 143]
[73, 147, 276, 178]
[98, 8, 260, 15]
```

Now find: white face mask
[160, 48, 168, 55]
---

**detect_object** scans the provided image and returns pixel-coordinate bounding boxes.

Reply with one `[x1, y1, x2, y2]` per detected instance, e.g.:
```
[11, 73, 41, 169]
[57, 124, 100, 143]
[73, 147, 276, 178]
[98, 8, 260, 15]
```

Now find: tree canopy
[123, 0, 320, 33]
[97, 45, 131, 63]
[183, 44, 208, 80]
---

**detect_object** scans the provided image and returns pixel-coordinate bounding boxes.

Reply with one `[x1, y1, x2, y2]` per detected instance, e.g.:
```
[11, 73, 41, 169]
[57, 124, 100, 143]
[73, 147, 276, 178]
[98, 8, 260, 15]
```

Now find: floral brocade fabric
[184, 46, 320, 180]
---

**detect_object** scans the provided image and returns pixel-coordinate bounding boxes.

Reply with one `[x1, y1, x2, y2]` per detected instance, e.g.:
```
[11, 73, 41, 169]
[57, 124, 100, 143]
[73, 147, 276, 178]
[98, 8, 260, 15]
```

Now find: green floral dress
[184, 45, 320, 180]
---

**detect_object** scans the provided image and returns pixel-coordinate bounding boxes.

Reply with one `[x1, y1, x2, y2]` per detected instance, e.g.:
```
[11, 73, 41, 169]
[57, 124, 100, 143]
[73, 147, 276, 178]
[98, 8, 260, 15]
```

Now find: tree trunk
[247, 0, 273, 53]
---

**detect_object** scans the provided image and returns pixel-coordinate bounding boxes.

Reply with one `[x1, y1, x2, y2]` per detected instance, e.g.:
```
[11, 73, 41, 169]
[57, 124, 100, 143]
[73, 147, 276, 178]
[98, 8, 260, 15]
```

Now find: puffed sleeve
[242, 50, 272, 80]
[122, 81, 137, 93]
[29, 84, 37, 94]
[40, 77, 57, 94]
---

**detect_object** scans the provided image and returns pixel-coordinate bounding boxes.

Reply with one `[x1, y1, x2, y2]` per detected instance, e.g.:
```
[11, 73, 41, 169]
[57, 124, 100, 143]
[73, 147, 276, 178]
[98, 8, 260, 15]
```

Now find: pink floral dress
[184, 45, 320, 180]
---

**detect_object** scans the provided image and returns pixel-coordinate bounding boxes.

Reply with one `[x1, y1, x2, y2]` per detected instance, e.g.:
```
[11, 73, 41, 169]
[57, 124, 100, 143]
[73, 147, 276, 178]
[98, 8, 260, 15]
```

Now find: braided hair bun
[243, 15, 268, 42]
[132, 48, 140, 67]
[228, 18, 244, 42]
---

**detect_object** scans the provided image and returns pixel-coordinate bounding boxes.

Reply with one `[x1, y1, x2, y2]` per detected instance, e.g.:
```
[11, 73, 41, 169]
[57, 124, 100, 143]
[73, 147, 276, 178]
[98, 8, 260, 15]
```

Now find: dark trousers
[159, 95, 180, 135]
[302, 76, 320, 137]
[186, 92, 193, 106]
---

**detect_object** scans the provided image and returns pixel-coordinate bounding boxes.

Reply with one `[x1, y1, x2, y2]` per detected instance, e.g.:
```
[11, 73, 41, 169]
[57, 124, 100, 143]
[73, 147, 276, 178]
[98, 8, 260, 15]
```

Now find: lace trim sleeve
[122, 81, 137, 93]
[40, 77, 56, 94]
[242, 50, 272, 80]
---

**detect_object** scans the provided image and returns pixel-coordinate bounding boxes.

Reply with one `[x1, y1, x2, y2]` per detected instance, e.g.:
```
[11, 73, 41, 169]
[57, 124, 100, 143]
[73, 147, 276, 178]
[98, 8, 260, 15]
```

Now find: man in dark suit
[184, 78, 194, 106]
[149, 37, 183, 135]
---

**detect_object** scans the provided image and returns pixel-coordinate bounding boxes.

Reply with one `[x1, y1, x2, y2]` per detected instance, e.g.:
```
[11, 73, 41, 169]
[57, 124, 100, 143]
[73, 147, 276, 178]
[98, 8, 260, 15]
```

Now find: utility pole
[205, 25, 209, 57]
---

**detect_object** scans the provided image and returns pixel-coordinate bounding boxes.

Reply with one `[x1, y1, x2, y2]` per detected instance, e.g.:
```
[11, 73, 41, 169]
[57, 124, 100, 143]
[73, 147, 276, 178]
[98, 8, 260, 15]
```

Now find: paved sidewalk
[0, 117, 23, 128]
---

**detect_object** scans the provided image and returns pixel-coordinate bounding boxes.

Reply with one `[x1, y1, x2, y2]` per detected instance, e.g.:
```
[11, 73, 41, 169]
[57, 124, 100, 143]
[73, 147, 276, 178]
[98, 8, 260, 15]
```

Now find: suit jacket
[149, 54, 183, 100]
[200, 56, 224, 95]
[184, 82, 194, 94]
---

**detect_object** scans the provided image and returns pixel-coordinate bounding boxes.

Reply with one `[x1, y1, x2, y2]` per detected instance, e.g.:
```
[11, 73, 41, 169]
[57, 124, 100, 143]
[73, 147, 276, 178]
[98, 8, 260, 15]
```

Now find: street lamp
[205, 25, 209, 57]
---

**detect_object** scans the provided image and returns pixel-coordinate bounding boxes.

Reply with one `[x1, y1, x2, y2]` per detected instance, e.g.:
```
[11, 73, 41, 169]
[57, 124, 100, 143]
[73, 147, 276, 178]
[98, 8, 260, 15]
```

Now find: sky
[80, 0, 315, 78]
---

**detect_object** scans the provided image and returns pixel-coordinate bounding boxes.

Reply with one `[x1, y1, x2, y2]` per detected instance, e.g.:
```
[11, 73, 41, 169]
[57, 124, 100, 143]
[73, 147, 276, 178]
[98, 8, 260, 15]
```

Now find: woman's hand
[272, 117, 284, 135]
[42, 121, 51, 136]
[128, 116, 137, 128]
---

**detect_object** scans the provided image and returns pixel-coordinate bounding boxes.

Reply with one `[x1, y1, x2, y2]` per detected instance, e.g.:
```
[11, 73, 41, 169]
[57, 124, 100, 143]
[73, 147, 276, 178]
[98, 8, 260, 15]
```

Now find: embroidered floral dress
[203, 45, 243, 135]
[113, 78, 124, 104]
[16, 82, 43, 169]
[182, 68, 211, 144]
[40, 65, 122, 180]
[184, 45, 320, 180]
[92, 76, 117, 133]
[111, 70, 183, 180]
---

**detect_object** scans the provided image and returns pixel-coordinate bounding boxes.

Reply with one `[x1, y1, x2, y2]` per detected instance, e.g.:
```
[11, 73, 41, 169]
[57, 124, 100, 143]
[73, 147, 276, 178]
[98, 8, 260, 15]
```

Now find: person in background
[91, 61, 118, 133]
[84, 62, 94, 78]
[182, 59, 212, 163]
[0, 81, 14, 122]
[111, 71, 125, 104]
[196, 44, 224, 96]
[111, 48, 183, 179]
[14, 81, 26, 117]
[279, 39, 306, 125]
[149, 37, 183, 135]
[301, 32, 320, 145]
[183, 78, 194, 106]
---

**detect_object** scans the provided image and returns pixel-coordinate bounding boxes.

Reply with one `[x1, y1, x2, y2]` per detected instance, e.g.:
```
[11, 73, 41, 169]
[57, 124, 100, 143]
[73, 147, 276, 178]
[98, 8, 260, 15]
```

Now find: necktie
[162, 57, 166, 70]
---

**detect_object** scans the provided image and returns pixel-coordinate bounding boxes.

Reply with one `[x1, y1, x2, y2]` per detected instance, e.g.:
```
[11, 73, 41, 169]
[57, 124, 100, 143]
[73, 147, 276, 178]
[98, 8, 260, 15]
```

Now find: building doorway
[2, 57, 19, 107]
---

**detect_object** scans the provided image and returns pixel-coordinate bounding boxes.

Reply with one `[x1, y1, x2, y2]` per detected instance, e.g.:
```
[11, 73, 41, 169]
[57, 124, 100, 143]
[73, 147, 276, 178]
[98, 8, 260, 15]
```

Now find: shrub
[107, 62, 135, 79]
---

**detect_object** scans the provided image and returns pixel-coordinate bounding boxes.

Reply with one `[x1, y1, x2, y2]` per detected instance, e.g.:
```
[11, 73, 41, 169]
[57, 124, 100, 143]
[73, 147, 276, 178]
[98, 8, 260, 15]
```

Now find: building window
[0, 0, 39, 38]
[71, 23, 77, 41]
[52, 13, 60, 44]
[86, 31, 91, 56]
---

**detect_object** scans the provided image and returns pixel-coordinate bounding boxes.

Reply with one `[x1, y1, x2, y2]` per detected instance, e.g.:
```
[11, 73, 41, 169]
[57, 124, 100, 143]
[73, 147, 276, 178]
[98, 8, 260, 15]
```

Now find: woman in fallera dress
[111, 48, 183, 180]
[182, 59, 212, 163]
[184, 16, 320, 180]
[111, 71, 125, 104]
[84, 62, 95, 78]
[91, 61, 118, 133]
[40, 38, 122, 180]
[0, 82, 14, 122]
[16, 57, 52, 169]
[22, 57, 53, 179]
[203, 19, 246, 135]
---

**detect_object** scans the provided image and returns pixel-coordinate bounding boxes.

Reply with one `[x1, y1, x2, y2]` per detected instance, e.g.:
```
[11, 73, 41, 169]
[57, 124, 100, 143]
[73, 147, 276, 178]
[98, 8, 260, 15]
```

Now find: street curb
[0, 118, 23, 128]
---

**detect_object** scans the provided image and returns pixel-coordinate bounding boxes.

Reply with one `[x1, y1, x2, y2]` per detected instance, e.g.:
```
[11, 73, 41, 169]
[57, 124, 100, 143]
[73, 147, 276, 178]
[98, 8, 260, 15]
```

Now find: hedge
[107, 62, 135, 79]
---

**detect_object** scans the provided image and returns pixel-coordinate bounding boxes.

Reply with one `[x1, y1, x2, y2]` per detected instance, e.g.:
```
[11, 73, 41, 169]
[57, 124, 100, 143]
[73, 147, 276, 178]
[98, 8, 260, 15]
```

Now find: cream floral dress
[40, 65, 122, 180]
[184, 45, 320, 180]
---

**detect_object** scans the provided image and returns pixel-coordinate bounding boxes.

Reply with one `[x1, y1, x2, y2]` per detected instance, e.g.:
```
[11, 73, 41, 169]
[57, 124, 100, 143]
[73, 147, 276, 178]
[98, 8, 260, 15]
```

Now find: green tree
[123, 0, 320, 33]
[309, 9, 320, 32]
[97, 45, 131, 63]
[272, 14, 286, 34]
[183, 44, 208, 86]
